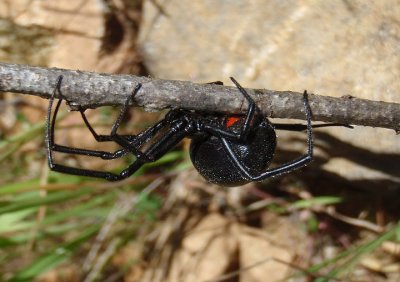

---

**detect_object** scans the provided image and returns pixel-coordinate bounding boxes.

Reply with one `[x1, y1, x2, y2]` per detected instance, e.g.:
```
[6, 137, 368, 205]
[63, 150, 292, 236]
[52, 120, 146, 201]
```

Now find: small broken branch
[0, 62, 399, 131]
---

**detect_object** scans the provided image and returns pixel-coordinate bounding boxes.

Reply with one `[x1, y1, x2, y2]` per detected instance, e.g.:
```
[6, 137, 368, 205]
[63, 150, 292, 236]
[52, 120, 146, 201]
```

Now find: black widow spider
[46, 76, 348, 186]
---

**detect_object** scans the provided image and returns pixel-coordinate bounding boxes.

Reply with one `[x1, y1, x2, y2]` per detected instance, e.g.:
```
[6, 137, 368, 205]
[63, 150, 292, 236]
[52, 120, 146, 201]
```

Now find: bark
[0, 62, 399, 132]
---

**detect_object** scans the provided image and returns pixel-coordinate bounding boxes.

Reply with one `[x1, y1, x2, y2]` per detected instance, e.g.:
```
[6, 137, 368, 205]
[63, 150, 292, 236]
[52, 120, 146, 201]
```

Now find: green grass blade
[0, 179, 40, 195]
[0, 209, 37, 233]
[308, 221, 400, 280]
[0, 193, 115, 234]
[10, 224, 99, 281]
[291, 196, 342, 209]
[0, 189, 92, 214]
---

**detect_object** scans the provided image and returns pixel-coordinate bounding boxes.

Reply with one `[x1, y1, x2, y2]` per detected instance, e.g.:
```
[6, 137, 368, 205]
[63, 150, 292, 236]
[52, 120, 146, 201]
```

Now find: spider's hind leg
[273, 122, 353, 131]
[220, 90, 314, 181]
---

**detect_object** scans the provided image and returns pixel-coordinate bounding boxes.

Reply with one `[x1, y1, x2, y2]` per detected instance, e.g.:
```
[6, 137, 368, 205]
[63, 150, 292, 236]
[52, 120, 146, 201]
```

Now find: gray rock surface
[138, 0, 400, 183]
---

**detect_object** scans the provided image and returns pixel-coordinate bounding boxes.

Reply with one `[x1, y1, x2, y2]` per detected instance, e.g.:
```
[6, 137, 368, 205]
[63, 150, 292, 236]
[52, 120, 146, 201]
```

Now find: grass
[307, 222, 400, 281]
[0, 102, 399, 282]
[0, 109, 184, 281]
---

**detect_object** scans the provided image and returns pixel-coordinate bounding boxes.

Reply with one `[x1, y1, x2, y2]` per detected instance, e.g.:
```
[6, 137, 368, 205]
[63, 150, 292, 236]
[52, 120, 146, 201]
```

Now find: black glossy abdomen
[189, 122, 276, 187]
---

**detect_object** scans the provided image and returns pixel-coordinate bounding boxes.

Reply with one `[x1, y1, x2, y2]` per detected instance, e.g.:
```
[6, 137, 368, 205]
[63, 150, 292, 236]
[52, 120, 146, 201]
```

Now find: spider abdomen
[189, 122, 277, 187]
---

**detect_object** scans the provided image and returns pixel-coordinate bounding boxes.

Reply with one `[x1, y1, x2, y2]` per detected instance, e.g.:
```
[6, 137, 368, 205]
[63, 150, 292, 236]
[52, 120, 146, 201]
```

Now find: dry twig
[0, 62, 399, 131]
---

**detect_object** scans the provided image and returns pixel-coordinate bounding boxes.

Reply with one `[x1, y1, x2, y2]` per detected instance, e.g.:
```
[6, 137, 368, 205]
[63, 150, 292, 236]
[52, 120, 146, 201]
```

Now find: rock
[138, 0, 400, 185]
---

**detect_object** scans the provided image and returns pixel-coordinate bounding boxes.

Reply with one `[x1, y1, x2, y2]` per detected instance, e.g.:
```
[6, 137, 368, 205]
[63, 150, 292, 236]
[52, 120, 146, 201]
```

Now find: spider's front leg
[49, 78, 141, 160]
[46, 77, 156, 181]
[78, 85, 178, 161]
[46, 76, 130, 180]
[46, 76, 189, 181]
[203, 77, 256, 141]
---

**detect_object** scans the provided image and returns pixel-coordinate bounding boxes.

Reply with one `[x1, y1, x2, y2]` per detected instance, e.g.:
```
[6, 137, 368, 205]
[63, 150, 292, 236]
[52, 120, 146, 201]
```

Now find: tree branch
[0, 62, 399, 132]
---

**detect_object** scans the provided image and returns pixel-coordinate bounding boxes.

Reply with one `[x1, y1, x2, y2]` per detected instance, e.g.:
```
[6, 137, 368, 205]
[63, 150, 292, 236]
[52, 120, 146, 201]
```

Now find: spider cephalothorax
[46, 76, 344, 186]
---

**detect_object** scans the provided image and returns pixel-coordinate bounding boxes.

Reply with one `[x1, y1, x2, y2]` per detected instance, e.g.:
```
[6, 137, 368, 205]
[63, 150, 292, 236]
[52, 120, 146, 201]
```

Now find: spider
[46, 76, 348, 186]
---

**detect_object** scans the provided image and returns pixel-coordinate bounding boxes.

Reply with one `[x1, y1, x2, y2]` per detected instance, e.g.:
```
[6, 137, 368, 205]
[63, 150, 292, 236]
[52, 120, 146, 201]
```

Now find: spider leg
[64, 83, 142, 159]
[273, 122, 353, 131]
[220, 91, 314, 181]
[48, 79, 138, 160]
[107, 84, 160, 162]
[80, 84, 173, 159]
[118, 119, 188, 179]
[47, 78, 188, 181]
[203, 77, 256, 141]
[51, 128, 126, 160]
[80, 110, 166, 145]
[79, 110, 114, 142]
[230, 77, 256, 139]
[46, 76, 126, 180]
[103, 120, 187, 180]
